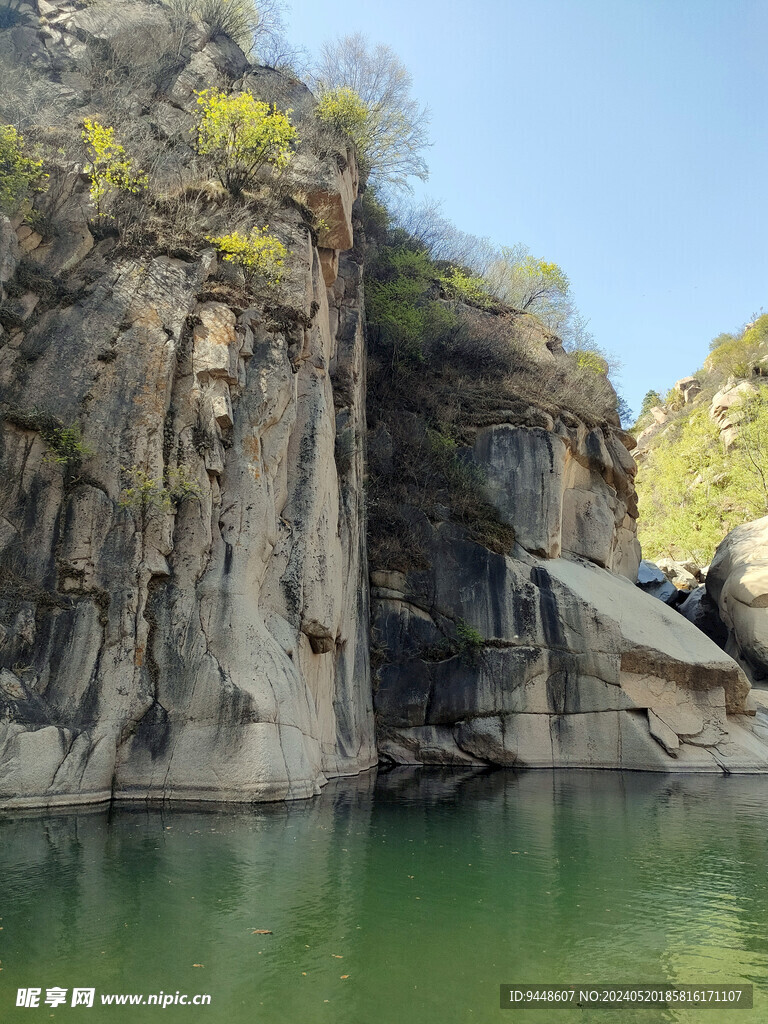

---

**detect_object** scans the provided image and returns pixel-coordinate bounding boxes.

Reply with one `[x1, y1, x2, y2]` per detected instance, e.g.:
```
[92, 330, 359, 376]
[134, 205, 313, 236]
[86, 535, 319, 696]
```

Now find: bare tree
[388, 195, 495, 272]
[311, 32, 430, 193]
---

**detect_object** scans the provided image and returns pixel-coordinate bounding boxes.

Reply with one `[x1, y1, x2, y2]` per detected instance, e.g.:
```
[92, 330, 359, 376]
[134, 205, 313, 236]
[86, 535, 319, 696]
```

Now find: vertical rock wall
[0, 5, 376, 807]
[0, 197, 376, 807]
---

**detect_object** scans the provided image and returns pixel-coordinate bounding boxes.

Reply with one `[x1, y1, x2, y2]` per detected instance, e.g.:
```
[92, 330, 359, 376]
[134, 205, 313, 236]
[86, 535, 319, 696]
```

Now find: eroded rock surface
[373, 520, 766, 771]
[0, 12, 375, 808]
[471, 419, 641, 577]
[707, 516, 768, 684]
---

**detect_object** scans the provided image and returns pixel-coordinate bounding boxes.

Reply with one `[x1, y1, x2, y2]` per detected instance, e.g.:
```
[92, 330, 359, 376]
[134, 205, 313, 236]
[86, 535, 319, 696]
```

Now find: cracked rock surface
[0, 5, 375, 807]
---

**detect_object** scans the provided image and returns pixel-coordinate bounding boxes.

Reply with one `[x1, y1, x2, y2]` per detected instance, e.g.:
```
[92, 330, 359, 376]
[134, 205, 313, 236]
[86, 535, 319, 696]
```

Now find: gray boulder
[679, 585, 728, 648]
[373, 522, 768, 773]
[707, 517, 768, 683]
[636, 560, 678, 604]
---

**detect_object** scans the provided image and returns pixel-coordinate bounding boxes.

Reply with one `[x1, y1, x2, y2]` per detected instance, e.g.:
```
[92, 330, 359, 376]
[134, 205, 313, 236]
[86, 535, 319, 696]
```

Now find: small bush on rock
[438, 266, 494, 309]
[119, 465, 202, 520]
[0, 124, 46, 215]
[456, 619, 485, 652]
[82, 119, 147, 222]
[42, 424, 94, 469]
[206, 226, 286, 287]
[315, 86, 369, 150]
[194, 89, 296, 196]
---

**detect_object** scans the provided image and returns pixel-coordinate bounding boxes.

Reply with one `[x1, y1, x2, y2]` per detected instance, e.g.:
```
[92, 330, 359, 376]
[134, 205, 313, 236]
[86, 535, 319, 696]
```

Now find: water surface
[1, 769, 767, 1023]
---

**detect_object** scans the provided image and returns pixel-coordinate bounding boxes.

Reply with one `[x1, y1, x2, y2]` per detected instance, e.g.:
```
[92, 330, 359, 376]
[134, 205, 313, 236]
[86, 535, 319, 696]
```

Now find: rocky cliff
[631, 316, 768, 688]
[371, 420, 768, 772]
[1, 1, 768, 811]
[0, 0, 375, 806]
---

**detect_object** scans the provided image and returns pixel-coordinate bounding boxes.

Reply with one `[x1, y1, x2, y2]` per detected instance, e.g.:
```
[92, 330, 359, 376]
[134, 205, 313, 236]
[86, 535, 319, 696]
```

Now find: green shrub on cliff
[705, 315, 768, 383]
[42, 423, 94, 469]
[194, 89, 297, 196]
[438, 267, 494, 308]
[0, 124, 46, 215]
[206, 226, 286, 287]
[637, 387, 768, 563]
[366, 245, 458, 363]
[119, 465, 201, 520]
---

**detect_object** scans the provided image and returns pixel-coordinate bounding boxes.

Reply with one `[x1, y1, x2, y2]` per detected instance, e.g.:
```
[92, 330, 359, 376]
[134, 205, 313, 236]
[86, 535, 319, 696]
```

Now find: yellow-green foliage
[573, 349, 608, 375]
[486, 245, 570, 316]
[637, 388, 768, 564]
[366, 246, 457, 363]
[705, 315, 768, 382]
[315, 86, 369, 152]
[194, 89, 296, 196]
[119, 465, 201, 519]
[0, 124, 46, 215]
[82, 119, 147, 219]
[438, 267, 494, 308]
[206, 226, 286, 287]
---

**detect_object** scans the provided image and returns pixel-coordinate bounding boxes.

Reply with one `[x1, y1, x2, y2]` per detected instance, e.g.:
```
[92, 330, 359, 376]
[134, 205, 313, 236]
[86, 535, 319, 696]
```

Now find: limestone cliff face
[371, 414, 768, 773]
[471, 418, 641, 577]
[0, 2, 375, 806]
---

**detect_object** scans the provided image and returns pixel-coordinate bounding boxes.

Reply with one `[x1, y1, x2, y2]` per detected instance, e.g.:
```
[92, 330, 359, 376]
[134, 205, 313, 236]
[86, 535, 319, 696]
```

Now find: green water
[1, 770, 767, 1023]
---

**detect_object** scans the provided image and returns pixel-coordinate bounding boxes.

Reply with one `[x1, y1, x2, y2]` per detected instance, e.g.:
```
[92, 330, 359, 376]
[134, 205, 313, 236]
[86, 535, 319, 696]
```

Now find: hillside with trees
[635, 314, 768, 566]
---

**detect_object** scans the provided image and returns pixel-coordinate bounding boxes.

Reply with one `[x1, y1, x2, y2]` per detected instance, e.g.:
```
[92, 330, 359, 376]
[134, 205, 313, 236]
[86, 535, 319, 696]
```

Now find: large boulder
[710, 381, 758, 448]
[636, 560, 678, 604]
[707, 517, 768, 683]
[655, 557, 700, 591]
[679, 585, 728, 648]
[673, 376, 702, 404]
[373, 521, 768, 773]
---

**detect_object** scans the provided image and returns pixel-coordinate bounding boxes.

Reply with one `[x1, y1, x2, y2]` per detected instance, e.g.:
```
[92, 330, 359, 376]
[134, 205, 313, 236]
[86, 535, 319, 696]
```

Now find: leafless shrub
[388, 195, 496, 273]
[0, 55, 69, 135]
[165, 0, 289, 59]
[309, 32, 430, 193]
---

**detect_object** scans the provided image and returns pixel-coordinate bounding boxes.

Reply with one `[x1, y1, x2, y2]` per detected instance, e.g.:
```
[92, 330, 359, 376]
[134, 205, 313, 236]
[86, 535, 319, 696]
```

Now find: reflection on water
[1, 770, 767, 1023]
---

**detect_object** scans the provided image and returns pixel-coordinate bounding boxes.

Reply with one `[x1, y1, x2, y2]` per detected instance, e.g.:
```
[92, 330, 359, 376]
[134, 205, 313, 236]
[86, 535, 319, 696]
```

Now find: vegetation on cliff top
[362, 194, 625, 571]
[635, 314, 768, 564]
[310, 32, 430, 192]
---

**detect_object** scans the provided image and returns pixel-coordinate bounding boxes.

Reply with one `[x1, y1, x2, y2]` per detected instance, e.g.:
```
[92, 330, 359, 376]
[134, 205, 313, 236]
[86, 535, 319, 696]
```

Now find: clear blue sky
[286, 0, 768, 417]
